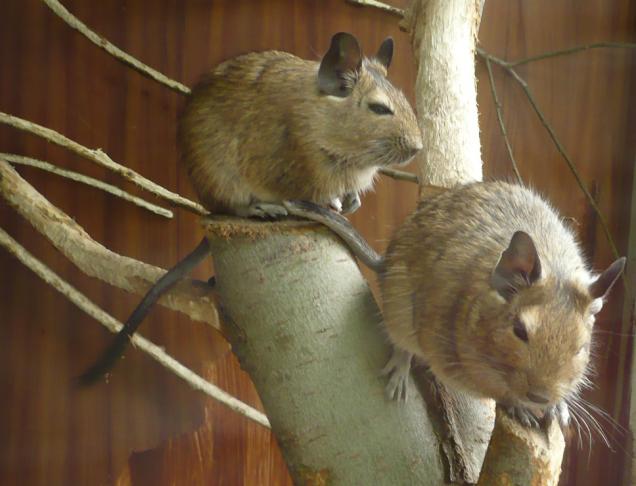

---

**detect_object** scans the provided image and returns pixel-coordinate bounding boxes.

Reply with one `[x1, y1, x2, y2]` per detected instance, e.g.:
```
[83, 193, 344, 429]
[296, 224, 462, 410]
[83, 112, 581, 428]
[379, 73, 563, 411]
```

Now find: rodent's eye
[512, 317, 529, 343]
[368, 103, 394, 115]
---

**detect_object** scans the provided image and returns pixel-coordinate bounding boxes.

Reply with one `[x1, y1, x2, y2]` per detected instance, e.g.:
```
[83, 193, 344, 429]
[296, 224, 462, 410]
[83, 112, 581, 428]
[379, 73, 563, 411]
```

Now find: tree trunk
[402, 0, 484, 189]
[206, 218, 446, 484]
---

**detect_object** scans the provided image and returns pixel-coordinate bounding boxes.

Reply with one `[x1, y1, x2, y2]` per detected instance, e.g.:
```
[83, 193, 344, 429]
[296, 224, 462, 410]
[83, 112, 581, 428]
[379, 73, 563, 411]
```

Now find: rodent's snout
[405, 144, 421, 161]
[395, 137, 423, 165]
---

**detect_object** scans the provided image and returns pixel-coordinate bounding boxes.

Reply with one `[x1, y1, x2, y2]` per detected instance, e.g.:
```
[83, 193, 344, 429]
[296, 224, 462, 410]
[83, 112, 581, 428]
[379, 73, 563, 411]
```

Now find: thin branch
[477, 48, 621, 261]
[505, 42, 636, 68]
[0, 225, 270, 429]
[42, 0, 191, 95]
[379, 167, 419, 183]
[2, 153, 173, 219]
[483, 58, 523, 184]
[345, 0, 405, 17]
[41, 0, 411, 191]
[0, 160, 219, 330]
[508, 69, 621, 260]
[0, 112, 207, 216]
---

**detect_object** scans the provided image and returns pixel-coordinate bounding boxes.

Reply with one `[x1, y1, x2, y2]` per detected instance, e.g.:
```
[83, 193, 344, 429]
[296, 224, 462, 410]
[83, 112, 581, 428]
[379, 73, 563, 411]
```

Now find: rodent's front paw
[544, 401, 570, 429]
[505, 405, 540, 428]
[381, 348, 412, 402]
[341, 192, 361, 214]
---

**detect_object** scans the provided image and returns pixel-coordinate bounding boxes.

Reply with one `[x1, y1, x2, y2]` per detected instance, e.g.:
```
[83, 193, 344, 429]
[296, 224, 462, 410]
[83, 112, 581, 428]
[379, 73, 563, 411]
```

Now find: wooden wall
[0, 0, 634, 484]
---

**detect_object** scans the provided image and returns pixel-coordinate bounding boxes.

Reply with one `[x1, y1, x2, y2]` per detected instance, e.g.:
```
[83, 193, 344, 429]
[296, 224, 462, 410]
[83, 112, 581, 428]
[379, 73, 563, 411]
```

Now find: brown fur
[178, 41, 422, 213]
[283, 182, 624, 423]
[382, 182, 604, 410]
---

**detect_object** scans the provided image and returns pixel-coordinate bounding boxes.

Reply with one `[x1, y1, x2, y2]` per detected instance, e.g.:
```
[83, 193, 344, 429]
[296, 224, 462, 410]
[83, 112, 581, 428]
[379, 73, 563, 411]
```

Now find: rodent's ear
[491, 231, 542, 301]
[590, 257, 626, 300]
[376, 37, 394, 69]
[318, 32, 362, 97]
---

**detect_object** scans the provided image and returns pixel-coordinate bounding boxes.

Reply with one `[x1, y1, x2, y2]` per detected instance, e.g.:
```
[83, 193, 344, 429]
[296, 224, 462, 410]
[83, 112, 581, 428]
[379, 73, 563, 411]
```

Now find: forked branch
[0, 160, 219, 330]
[0, 226, 269, 429]
[483, 59, 523, 184]
[3, 153, 173, 218]
[0, 112, 207, 215]
[477, 47, 622, 261]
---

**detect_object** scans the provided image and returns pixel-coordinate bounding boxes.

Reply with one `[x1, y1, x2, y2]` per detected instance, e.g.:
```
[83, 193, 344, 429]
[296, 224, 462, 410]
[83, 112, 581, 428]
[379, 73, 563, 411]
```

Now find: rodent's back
[178, 51, 317, 211]
[382, 182, 588, 359]
[388, 182, 586, 285]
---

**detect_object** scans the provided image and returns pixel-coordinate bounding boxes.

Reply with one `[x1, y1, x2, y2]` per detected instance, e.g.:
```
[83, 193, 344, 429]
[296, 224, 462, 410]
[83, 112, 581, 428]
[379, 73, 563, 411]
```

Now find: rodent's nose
[404, 140, 423, 160]
[526, 392, 550, 404]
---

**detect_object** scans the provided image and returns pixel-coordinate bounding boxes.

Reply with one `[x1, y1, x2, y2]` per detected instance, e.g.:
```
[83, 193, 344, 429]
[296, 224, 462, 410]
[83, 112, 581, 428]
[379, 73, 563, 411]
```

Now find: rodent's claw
[245, 202, 288, 219]
[341, 192, 361, 214]
[384, 369, 408, 402]
[381, 348, 412, 402]
[544, 401, 570, 429]
[505, 406, 540, 428]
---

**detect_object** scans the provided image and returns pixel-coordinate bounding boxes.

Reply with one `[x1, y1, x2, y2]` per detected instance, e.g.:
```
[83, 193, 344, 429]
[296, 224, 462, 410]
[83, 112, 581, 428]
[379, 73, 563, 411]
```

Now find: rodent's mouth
[393, 152, 418, 167]
[519, 400, 550, 414]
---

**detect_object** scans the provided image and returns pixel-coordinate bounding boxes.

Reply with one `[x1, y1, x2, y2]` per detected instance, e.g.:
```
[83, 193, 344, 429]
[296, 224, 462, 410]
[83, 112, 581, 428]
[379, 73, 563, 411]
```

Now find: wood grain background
[0, 0, 634, 484]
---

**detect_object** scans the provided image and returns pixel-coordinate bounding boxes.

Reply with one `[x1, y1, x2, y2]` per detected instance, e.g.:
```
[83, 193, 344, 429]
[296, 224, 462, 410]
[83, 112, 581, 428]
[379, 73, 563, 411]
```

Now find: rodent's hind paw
[545, 401, 570, 429]
[243, 202, 288, 219]
[505, 406, 540, 428]
[341, 192, 361, 214]
[381, 348, 413, 402]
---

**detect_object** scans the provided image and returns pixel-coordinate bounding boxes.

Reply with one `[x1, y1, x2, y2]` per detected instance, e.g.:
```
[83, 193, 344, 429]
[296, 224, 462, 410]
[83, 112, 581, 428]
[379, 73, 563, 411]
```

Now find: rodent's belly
[243, 158, 378, 204]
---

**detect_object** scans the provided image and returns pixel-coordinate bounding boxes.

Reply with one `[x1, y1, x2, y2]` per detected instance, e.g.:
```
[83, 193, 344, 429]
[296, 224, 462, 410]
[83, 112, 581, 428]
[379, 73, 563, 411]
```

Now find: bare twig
[504, 42, 636, 68]
[345, 0, 404, 17]
[3, 153, 173, 218]
[0, 160, 219, 330]
[477, 48, 621, 262]
[0, 112, 207, 215]
[0, 225, 269, 429]
[483, 59, 523, 185]
[379, 167, 419, 183]
[42, 0, 190, 95]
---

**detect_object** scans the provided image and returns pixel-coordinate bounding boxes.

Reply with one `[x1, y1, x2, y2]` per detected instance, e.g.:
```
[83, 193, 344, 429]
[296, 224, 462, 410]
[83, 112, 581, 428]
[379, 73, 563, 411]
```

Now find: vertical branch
[403, 1, 493, 482]
[403, 1, 564, 483]
[404, 0, 483, 189]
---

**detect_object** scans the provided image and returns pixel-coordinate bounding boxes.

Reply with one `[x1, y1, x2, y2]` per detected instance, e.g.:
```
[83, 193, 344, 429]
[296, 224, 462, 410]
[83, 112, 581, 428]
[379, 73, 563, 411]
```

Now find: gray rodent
[283, 182, 626, 427]
[78, 32, 422, 385]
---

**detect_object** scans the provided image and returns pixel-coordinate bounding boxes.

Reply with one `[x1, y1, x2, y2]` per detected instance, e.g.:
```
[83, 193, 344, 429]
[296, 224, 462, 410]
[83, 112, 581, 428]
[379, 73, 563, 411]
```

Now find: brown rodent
[179, 32, 422, 216]
[78, 32, 421, 385]
[284, 182, 625, 427]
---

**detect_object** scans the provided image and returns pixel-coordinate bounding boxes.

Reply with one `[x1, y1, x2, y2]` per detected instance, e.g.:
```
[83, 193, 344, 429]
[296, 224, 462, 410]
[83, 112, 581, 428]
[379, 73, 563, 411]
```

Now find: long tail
[76, 237, 211, 386]
[283, 200, 384, 273]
